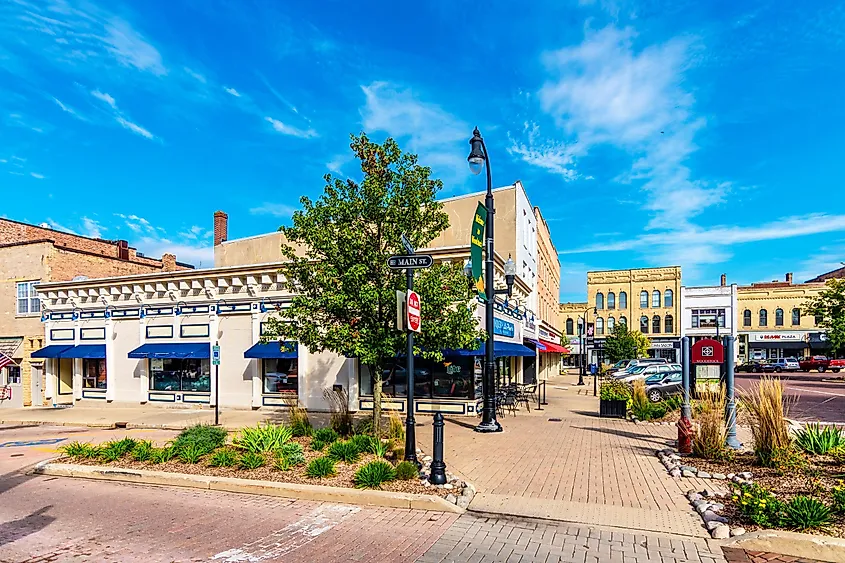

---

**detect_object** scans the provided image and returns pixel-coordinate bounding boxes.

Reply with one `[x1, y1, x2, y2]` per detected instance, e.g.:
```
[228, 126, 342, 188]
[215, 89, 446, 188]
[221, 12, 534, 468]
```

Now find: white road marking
[786, 386, 845, 398]
[211, 504, 360, 562]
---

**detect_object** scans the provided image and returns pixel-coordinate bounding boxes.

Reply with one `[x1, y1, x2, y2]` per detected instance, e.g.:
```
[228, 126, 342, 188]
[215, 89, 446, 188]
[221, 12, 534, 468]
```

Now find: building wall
[515, 184, 538, 316]
[534, 207, 560, 333]
[214, 232, 309, 267]
[679, 284, 739, 344]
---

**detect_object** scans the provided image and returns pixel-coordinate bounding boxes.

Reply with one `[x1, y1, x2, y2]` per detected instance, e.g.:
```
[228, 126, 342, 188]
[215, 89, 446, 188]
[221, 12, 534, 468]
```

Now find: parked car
[828, 359, 845, 373]
[769, 358, 800, 372]
[645, 371, 683, 402]
[799, 356, 830, 372]
[736, 361, 775, 373]
[609, 358, 670, 376]
[609, 359, 636, 372]
[616, 363, 682, 382]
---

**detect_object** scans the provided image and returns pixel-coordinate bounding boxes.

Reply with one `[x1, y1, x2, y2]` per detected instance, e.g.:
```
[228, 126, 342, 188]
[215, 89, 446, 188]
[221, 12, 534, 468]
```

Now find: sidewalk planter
[599, 399, 627, 418]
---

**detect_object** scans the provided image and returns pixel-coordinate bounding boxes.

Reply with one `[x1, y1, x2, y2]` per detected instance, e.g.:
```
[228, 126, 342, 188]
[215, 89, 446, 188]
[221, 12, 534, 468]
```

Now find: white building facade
[679, 281, 739, 362]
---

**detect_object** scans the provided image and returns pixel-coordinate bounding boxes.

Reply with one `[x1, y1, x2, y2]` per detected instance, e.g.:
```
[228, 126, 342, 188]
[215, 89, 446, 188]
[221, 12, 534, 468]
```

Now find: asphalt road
[735, 371, 845, 422]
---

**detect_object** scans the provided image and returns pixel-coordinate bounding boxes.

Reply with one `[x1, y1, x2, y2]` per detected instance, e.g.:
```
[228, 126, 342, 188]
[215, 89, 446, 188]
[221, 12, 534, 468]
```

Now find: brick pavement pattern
[721, 547, 829, 563]
[416, 513, 727, 563]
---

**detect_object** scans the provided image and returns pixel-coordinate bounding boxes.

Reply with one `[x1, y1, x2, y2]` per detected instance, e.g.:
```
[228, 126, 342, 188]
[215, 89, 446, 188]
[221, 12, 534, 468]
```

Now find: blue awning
[31, 345, 74, 358]
[244, 341, 298, 359]
[128, 343, 210, 359]
[443, 341, 537, 358]
[61, 345, 106, 359]
[524, 338, 546, 352]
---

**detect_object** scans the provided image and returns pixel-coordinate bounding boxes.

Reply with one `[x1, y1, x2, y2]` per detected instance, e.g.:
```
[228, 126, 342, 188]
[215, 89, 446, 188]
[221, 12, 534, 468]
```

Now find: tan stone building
[736, 273, 827, 360]
[586, 267, 683, 363]
[559, 302, 590, 367]
[533, 207, 565, 379]
[0, 219, 192, 408]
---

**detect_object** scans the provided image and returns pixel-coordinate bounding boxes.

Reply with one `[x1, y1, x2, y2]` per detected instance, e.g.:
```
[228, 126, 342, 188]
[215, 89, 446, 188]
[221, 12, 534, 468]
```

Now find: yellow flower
[744, 492, 751, 497]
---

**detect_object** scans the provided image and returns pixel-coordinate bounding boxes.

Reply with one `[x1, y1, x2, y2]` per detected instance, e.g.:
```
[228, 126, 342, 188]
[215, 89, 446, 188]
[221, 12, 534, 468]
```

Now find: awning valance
[442, 341, 536, 358]
[31, 345, 74, 359]
[61, 345, 106, 359]
[539, 339, 569, 354]
[244, 342, 298, 359]
[128, 343, 210, 359]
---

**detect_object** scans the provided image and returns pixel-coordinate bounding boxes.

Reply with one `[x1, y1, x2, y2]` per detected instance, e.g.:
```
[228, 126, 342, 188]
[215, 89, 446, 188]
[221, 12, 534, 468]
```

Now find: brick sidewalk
[722, 547, 828, 563]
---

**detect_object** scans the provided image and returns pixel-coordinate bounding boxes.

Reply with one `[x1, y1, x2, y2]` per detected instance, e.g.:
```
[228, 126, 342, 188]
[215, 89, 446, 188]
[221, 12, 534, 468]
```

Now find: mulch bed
[690, 452, 845, 537]
[60, 436, 446, 498]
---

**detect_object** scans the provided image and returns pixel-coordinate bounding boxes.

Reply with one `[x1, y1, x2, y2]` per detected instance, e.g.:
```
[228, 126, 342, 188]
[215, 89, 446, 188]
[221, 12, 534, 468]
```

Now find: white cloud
[224, 87, 241, 97]
[264, 117, 318, 139]
[91, 89, 118, 110]
[115, 116, 154, 139]
[178, 225, 212, 241]
[43, 218, 76, 234]
[115, 213, 157, 235]
[249, 203, 297, 218]
[91, 90, 156, 140]
[184, 67, 206, 84]
[30, 172, 45, 179]
[134, 237, 213, 268]
[81, 216, 105, 238]
[103, 18, 166, 76]
[508, 122, 580, 180]
[326, 152, 354, 175]
[52, 96, 85, 120]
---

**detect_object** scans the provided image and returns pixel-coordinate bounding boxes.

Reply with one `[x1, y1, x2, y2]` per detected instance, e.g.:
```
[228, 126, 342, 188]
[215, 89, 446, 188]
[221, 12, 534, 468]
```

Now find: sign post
[212, 343, 221, 425]
[723, 336, 741, 449]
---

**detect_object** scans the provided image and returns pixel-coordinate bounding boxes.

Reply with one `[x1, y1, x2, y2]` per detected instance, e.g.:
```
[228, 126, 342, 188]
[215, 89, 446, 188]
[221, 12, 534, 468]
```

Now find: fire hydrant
[677, 415, 693, 454]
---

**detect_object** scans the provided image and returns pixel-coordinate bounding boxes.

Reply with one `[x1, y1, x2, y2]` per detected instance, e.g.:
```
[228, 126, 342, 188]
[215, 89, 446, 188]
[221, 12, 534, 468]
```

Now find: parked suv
[644, 370, 683, 402]
[799, 356, 830, 372]
[616, 363, 682, 382]
[770, 358, 800, 372]
[609, 358, 670, 376]
[828, 359, 845, 373]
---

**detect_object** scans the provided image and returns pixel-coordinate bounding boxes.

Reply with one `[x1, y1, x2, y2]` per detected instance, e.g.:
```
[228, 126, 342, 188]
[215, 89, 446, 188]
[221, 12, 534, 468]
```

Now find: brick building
[0, 218, 193, 408]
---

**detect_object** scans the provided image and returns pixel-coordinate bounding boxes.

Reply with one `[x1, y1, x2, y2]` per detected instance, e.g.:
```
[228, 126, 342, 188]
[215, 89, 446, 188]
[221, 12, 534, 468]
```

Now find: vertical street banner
[471, 202, 487, 299]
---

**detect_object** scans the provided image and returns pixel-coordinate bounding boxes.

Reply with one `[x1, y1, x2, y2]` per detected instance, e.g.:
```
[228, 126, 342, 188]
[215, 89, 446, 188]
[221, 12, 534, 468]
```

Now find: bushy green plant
[313, 428, 339, 444]
[830, 445, 845, 464]
[280, 442, 304, 458]
[394, 461, 419, 480]
[831, 485, 845, 514]
[60, 441, 95, 459]
[305, 456, 336, 478]
[172, 424, 228, 454]
[349, 434, 373, 454]
[131, 440, 154, 462]
[310, 439, 327, 451]
[355, 418, 374, 436]
[662, 395, 683, 412]
[150, 447, 176, 464]
[353, 460, 396, 489]
[208, 449, 238, 467]
[238, 452, 266, 470]
[770, 446, 807, 475]
[782, 496, 832, 531]
[285, 451, 306, 466]
[274, 456, 293, 471]
[233, 424, 292, 453]
[370, 439, 390, 458]
[732, 483, 785, 528]
[178, 443, 207, 464]
[629, 380, 668, 421]
[327, 440, 361, 463]
[288, 402, 312, 437]
[99, 438, 137, 461]
[794, 423, 845, 455]
[600, 379, 631, 402]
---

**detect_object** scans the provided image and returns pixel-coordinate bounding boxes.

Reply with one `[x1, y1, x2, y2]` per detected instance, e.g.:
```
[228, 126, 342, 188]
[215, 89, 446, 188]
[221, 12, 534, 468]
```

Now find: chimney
[720, 274, 726, 287]
[161, 253, 177, 272]
[786, 272, 793, 284]
[117, 240, 129, 260]
[213, 211, 228, 246]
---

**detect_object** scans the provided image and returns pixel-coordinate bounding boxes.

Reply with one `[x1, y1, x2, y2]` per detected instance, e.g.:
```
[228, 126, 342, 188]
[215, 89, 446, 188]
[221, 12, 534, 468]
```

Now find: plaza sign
[749, 332, 806, 342]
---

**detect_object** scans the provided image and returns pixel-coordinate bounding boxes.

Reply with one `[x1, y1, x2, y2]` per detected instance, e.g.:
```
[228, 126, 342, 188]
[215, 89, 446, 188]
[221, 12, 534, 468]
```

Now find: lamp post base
[474, 420, 503, 433]
[576, 375, 585, 386]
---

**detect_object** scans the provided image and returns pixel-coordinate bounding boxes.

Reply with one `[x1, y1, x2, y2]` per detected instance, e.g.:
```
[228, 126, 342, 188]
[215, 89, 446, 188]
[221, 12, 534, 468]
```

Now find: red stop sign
[407, 290, 421, 333]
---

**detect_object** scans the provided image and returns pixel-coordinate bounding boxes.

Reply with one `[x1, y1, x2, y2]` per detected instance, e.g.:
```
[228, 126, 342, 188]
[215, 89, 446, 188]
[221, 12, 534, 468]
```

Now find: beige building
[533, 207, 565, 379]
[736, 273, 827, 360]
[587, 267, 683, 363]
[0, 218, 190, 408]
[559, 302, 590, 367]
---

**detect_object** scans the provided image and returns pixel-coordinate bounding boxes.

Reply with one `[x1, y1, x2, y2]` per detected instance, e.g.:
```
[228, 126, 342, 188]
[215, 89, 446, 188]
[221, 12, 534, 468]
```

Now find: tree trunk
[371, 363, 383, 437]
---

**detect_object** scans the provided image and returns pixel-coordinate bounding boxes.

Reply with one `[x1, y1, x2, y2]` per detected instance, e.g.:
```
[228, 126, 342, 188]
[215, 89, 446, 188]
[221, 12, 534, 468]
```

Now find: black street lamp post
[576, 307, 596, 386]
[468, 127, 515, 433]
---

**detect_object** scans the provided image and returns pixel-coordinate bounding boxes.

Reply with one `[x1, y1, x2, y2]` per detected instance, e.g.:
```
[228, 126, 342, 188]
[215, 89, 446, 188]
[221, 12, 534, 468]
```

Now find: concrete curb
[722, 529, 845, 563]
[32, 461, 463, 514]
[0, 419, 117, 429]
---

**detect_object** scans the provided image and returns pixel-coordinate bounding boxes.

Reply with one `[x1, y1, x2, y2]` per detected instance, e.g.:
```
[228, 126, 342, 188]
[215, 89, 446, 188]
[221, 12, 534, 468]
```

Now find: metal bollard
[430, 412, 448, 485]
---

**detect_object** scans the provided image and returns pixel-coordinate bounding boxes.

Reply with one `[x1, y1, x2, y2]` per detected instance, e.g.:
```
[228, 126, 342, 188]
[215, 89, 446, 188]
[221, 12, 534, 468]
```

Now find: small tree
[631, 330, 650, 358]
[805, 279, 845, 357]
[603, 323, 638, 363]
[262, 133, 483, 434]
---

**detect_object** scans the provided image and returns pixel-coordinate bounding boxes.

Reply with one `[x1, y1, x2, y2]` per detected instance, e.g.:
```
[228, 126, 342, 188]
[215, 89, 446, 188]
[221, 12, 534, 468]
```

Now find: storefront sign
[749, 332, 806, 342]
[691, 338, 724, 364]
[538, 328, 560, 344]
[151, 358, 164, 370]
[493, 317, 515, 338]
[470, 203, 486, 298]
[649, 342, 675, 350]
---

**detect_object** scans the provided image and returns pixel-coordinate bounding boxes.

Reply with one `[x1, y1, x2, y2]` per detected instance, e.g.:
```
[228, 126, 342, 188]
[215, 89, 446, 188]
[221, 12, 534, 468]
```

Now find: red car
[828, 359, 845, 373]
[799, 356, 830, 372]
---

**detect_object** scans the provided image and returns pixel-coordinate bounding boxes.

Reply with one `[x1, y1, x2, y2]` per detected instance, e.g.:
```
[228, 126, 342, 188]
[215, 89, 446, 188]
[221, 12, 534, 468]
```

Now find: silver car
[616, 363, 682, 383]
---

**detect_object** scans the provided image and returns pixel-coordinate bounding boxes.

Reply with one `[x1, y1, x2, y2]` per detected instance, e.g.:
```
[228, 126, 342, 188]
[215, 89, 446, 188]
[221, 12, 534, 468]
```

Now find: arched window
[775, 308, 784, 326]
[664, 289, 673, 308]
[652, 315, 661, 334]
[619, 316, 627, 326]
[743, 309, 751, 327]
[759, 309, 768, 327]
[664, 315, 674, 333]
[596, 292, 604, 310]
[640, 291, 649, 308]
[640, 315, 649, 333]
[596, 317, 604, 335]
[607, 316, 615, 332]
[566, 318, 574, 335]
[607, 292, 615, 310]
[792, 308, 800, 326]
[619, 291, 627, 309]
[652, 290, 661, 308]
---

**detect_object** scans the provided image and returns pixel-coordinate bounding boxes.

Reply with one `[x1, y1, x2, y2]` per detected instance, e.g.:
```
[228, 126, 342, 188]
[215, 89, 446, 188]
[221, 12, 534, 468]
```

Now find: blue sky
[2, 0, 844, 301]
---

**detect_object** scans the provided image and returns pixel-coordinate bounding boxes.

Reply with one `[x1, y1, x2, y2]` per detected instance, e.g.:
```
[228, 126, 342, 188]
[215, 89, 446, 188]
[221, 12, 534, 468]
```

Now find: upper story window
[664, 315, 674, 333]
[595, 292, 604, 310]
[792, 308, 800, 326]
[775, 308, 784, 326]
[652, 290, 661, 308]
[692, 309, 725, 329]
[16, 281, 40, 316]
[566, 318, 574, 335]
[619, 316, 627, 326]
[652, 315, 661, 334]
[759, 309, 768, 327]
[664, 289, 673, 308]
[640, 315, 649, 334]
[619, 291, 627, 309]
[607, 316, 615, 332]
[640, 291, 649, 308]
[743, 309, 752, 327]
[595, 317, 604, 336]
[607, 292, 615, 310]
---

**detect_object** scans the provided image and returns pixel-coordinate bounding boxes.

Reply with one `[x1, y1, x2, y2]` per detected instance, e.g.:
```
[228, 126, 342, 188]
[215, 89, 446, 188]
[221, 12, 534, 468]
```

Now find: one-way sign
[387, 255, 434, 269]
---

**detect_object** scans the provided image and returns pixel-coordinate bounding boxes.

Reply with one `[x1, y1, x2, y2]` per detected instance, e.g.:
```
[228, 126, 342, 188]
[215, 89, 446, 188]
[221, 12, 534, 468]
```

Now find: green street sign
[212, 345, 220, 366]
[471, 202, 487, 300]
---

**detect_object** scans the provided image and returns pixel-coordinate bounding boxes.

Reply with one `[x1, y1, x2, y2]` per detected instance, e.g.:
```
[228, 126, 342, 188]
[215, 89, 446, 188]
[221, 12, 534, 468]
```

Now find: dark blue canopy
[128, 343, 210, 359]
[244, 342, 298, 359]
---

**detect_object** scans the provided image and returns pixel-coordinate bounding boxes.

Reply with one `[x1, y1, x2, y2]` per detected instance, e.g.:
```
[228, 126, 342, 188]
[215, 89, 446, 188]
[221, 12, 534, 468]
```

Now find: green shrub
[794, 423, 845, 455]
[208, 449, 238, 467]
[355, 418, 374, 436]
[831, 485, 845, 514]
[394, 461, 419, 481]
[629, 380, 668, 421]
[288, 402, 312, 437]
[353, 460, 396, 489]
[150, 447, 176, 464]
[349, 434, 373, 454]
[782, 496, 832, 531]
[732, 483, 785, 528]
[178, 443, 207, 464]
[99, 438, 137, 461]
[327, 440, 361, 464]
[131, 440, 154, 462]
[273, 456, 293, 471]
[313, 428, 339, 444]
[233, 424, 292, 453]
[238, 452, 266, 470]
[285, 451, 306, 466]
[310, 439, 326, 451]
[770, 446, 807, 475]
[662, 395, 683, 411]
[370, 439, 390, 458]
[305, 456, 336, 478]
[60, 441, 95, 459]
[172, 424, 228, 454]
[600, 379, 631, 402]
[280, 442, 304, 458]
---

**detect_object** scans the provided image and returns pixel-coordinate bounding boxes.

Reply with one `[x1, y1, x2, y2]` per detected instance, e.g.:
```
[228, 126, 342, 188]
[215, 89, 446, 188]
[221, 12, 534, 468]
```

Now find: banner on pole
[471, 202, 487, 299]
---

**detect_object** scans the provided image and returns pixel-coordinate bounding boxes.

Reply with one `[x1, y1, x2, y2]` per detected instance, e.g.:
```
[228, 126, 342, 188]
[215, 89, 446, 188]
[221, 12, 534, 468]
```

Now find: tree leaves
[805, 279, 845, 357]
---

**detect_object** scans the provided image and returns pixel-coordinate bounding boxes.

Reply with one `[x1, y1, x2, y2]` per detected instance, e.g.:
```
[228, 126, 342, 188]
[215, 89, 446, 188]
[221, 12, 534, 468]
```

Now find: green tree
[805, 279, 845, 357]
[262, 133, 483, 434]
[632, 330, 650, 358]
[603, 323, 638, 363]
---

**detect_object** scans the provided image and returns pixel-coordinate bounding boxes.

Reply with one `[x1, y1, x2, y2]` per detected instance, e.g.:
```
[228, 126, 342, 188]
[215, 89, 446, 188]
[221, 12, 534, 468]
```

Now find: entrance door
[523, 354, 537, 384]
[30, 363, 43, 406]
[57, 358, 73, 403]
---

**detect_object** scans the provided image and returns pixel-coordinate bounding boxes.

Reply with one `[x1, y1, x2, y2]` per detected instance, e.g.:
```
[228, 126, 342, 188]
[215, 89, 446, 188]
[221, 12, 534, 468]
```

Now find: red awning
[539, 339, 569, 354]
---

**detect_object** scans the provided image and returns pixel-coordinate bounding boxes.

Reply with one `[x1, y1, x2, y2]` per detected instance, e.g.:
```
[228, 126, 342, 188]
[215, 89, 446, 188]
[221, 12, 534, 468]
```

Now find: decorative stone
[698, 471, 711, 479]
[444, 484, 453, 490]
[682, 470, 696, 478]
[696, 503, 711, 515]
[712, 473, 727, 480]
[705, 521, 722, 531]
[456, 495, 471, 509]
[445, 493, 457, 504]
[730, 528, 746, 537]
[740, 472, 752, 479]
[670, 468, 681, 478]
[424, 481, 432, 488]
[679, 465, 697, 473]
[702, 489, 717, 498]
[726, 473, 735, 479]
[711, 524, 730, 539]
[702, 511, 728, 524]
[709, 503, 725, 512]
[687, 492, 702, 502]
[423, 455, 432, 462]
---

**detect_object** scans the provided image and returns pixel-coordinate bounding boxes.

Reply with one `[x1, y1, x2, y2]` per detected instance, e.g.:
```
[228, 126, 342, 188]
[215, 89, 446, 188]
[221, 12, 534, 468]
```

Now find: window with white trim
[16, 281, 40, 316]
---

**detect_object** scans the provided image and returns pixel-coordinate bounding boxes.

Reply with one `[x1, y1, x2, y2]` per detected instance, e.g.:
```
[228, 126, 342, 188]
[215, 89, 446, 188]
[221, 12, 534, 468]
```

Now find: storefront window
[150, 358, 210, 392]
[359, 357, 475, 400]
[263, 358, 298, 394]
[82, 359, 106, 389]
